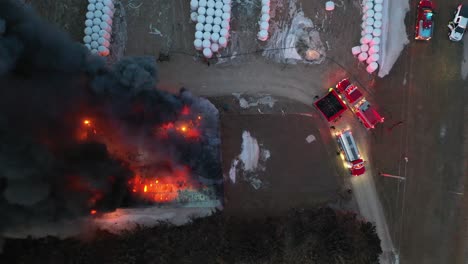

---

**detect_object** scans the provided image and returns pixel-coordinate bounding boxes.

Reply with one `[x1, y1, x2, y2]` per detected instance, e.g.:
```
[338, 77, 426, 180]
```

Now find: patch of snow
[229, 159, 239, 183]
[378, 0, 409, 77]
[261, 149, 271, 161]
[305, 134, 316, 143]
[462, 38, 468, 80]
[233, 93, 277, 109]
[263, 0, 325, 64]
[239, 131, 260, 171]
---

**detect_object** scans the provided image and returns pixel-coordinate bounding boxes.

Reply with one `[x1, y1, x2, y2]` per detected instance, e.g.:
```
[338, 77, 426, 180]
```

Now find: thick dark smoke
[0, 0, 220, 236]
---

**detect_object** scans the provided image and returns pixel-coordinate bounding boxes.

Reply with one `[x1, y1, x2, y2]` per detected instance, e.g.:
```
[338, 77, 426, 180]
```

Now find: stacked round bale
[351, 0, 383, 74]
[190, 0, 232, 58]
[83, 0, 114, 56]
[257, 0, 270, 41]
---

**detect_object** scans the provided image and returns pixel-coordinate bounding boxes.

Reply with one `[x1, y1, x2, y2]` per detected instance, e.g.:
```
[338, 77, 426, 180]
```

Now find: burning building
[0, 0, 221, 237]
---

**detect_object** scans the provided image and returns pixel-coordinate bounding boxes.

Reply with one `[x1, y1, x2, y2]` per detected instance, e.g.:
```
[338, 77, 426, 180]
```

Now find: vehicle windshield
[424, 9, 433, 20]
[455, 26, 465, 33]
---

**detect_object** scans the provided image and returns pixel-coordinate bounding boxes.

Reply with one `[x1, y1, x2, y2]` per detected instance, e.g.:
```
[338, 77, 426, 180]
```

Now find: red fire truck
[336, 129, 366, 176]
[354, 98, 384, 130]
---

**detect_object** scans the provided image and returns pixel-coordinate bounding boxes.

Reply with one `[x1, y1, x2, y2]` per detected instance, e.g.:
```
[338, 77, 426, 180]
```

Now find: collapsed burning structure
[0, 0, 221, 236]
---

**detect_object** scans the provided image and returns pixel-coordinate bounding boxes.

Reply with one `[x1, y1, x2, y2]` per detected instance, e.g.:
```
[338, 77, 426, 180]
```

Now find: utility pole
[379, 172, 406, 181]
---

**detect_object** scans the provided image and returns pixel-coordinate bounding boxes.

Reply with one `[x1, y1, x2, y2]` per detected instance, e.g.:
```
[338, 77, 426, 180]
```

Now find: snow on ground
[228, 131, 270, 189]
[305, 134, 316, 143]
[351, 172, 397, 264]
[462, 38, 468, 80]
[378, 0, 409, 78]
[263, 0, 325, 64]
[239, 131, 260, 171]
[232, 93, 277, 109]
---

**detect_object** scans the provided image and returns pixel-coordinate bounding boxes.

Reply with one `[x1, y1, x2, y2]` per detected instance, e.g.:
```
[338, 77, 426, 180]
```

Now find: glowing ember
[83, 119, 91, 126]
[90, 209, 97, 215]
[128, 167, 195, 203]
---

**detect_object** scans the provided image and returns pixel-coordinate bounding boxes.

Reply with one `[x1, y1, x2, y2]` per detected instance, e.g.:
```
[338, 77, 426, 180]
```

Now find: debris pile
[351, 0, 383, 73]
[82, 0, 115, 56]
[190, 0, 232, 58]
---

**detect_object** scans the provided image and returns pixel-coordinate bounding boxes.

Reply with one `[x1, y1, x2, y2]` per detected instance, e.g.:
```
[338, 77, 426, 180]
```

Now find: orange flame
[90, 209, 97, 215]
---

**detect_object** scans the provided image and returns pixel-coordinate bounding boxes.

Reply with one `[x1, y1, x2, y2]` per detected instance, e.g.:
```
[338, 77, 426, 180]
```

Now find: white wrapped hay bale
[261, 5, 270, 14]
[199, 0, 207, 7]
[366, 9, 375, 18]
[215, 1, 223, 9]
[262, 0, 270, 6]
[261, 13, 270, 22]
[258, 30, 268, 41]
[191, 0, 199, 11]
[366, 17, 374, 26]
[203, 31, 211, 40]
[366, 62, 378, 73]
[325, 1, 335, 11]
[220, 28, 229, 38]
[91, 32, 100, 40]
[218, 36, 227, 47]
[198, 7, 206, 15]
[100, 21, 111, 32]
[99, 29, 111, 40]
[221, 20, 229, 29]
[98, 37, 110, 47]
[203, 47, 213, 58]
[211, 32, 220, 42]
[197, 15, 205, 23]
[369, 53, 379, 62]
[91, 49, 98, 54]
[373, 20, 382, 28]
[101, 14, 112, 24]
[223, 0, 231, 4]
[363, 34, 372, 44]
[102, 6, 113, 16]
[89, 0, 96, 3]
[88, 4, 96, 11]
[93, 17, 102, 25]
[91, 41, 99, 49]
[196, 23, 204, 31]
[374, 12, 382, 20]
[85, 19, 93, 27]
[206, 16, 214, 24]
[358, 52, 368, 62]
[204, 24, 213, 32]
[364, 1, 373, 11]
[207, 0, 215, 8]
[260, 21, 269, 30]
[374, 3, 383, 12]
[103, 0, 114, 9]
[85, 44, 91, 50]
[211, 43, 219, 52]
[83, 35, 92, 44]
[214, 17, 222, 25]
[369, 45, 380, 54]
[195, 31, 204, 39]
[94, 10, 103, 18]
[86, 11, 94, 19]
[212, 24, 221, 33]
[364, 25, 373, 34]
[202, 39, 211, 48]
[92, 25, 101, 33]
[360, 44, 369, 52]
[222, 12, 231, 21]
[222, 4, 231, 13]
[194, 39, 203, 50]
[351, 46, 361, 55]
[374, 0, 383, 3]
[84, 27, 93, 35]
[95, 2, 104, 10]
[206, 7, 215, 16]
[370, 37, 381, 45]
[215, 9, 223, 17]
[372, 28, 381, 37]
[191, 12, 198, 22]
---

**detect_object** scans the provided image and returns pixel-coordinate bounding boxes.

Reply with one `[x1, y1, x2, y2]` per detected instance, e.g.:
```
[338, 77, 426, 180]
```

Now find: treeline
[0, 207, 381, 264]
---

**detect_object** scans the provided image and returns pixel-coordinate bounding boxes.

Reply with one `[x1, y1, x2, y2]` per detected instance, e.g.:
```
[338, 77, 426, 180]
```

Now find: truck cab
[354, 99, 384, 129]
[336, 129, 366, 176]
[448, 4, 468, 42]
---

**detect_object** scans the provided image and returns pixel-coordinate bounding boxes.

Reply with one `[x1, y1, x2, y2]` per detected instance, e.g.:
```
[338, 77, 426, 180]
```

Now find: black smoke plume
[0, 0, 220, 236]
